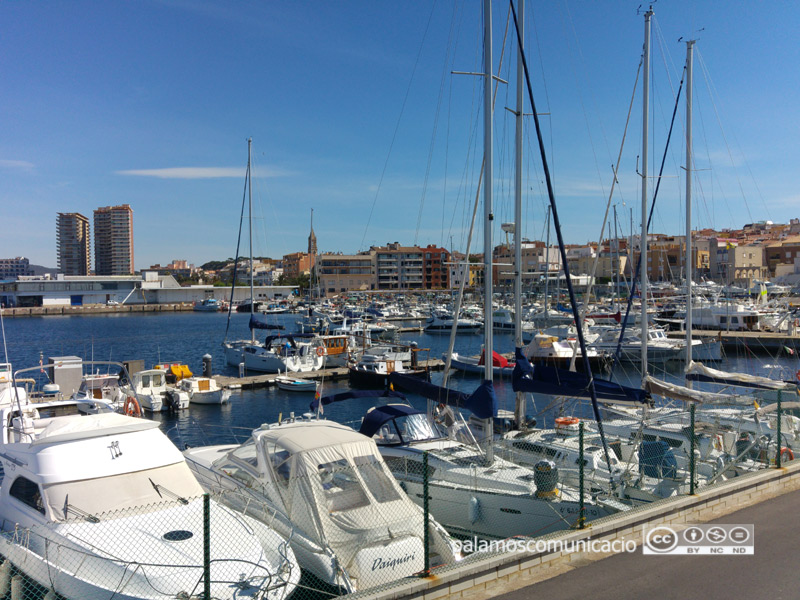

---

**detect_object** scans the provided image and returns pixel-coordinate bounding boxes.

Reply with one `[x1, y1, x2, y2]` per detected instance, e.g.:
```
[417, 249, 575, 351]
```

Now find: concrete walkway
[490, 488, 797, 600]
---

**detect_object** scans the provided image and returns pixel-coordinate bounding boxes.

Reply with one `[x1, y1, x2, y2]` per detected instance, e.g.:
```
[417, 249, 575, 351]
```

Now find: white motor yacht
[336, 392, 628, 540]
[183, 417, 459, 592]
[0, 411, 300, 600]
[131, 368, 189, 412]
[174, 376, 231, 405]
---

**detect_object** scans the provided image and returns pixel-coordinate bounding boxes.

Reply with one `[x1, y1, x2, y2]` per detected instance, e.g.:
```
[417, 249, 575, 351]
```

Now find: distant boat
[193, 298, 223, 312]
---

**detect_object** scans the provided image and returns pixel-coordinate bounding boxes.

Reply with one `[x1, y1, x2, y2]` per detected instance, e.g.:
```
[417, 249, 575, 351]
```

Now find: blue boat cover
[638, 441, 678, 479]
[359, 404, 424, 438]
[259, 333, 315, 347]
[511, 348, 650, 405]
[248, 315, 285, 330]
[309, 389, 407, 413]
[388, 372, 498, 419]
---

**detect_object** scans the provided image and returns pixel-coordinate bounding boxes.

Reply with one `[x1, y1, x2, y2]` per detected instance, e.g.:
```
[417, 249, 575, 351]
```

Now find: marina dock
[3, 303, 194, 317]
[213, 358, 446, 389]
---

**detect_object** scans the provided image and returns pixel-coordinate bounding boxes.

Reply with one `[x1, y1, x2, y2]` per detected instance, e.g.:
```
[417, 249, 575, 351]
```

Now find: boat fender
[468, 496, 480, 524]
[123, 396, 142, 418]
[780, 447, 794, 462]
[10, 575, 21, 600]
[0, 561, 11, 597]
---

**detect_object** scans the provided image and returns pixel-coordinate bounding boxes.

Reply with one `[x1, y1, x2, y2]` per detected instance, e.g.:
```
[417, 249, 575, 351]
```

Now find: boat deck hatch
[163, 530, 194, 542]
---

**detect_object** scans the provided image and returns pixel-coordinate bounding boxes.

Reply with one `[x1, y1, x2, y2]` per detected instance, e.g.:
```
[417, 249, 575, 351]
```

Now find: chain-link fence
[0, 395, 795, 600]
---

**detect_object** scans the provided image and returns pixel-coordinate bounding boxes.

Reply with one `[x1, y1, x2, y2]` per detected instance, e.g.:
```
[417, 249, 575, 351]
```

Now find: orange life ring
[316, 347, 326, 357]
[123, 396, 142, 418]
[780, 447, 794, 461]
[796, 370, 800, 382]
[555, 417, 579, 426]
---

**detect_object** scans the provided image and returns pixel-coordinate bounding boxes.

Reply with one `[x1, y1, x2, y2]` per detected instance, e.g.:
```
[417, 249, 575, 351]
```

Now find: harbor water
[3, 311, 800, 438]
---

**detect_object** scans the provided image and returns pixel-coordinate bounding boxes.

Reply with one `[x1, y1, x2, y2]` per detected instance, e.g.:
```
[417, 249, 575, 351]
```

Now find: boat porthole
[163, 530, 194, 542]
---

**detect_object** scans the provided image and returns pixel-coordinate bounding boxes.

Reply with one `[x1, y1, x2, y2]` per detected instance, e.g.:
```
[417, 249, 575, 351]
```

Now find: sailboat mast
[248, 137, 255, 344]
[513, 0, 525, 426]
[685, 40, 695, 375]
[640, 8, 653, 384]
[482, 0, 494, 384]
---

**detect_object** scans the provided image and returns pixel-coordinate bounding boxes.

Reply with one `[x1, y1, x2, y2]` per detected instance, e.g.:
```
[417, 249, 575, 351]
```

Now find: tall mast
[640, 8, 653, 384]
[513, 0, 525, 427]
[613, 204, 620, 309]
[248, 137, 255, 343]
[482, 0, 495, 461]
[544, 205, 551, 320]
[482, 0, 494, 385]
[684, 40, 695, 375]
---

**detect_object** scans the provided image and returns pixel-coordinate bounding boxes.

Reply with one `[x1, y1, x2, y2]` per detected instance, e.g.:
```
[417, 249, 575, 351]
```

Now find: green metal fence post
[777, 390, 782, 468]
[690, 403, 696, 495]
[203, 492, 211, 600]
[422, 450, 430, 575]
[578, 421, 585, 529]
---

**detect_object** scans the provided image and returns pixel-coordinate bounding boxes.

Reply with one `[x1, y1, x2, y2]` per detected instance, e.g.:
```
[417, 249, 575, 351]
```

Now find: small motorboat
[274, 374, 318, 392]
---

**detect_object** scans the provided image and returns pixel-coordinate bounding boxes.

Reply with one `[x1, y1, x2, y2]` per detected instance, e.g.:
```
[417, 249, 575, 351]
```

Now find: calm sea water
[2, 311, 797, 440]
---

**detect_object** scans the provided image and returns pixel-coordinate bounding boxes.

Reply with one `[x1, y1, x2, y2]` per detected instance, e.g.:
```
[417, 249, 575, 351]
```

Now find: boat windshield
[373, 413, 442, 445]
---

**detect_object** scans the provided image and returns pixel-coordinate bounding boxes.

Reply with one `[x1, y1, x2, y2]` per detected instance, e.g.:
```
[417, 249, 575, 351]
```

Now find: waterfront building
[56, 212, 91, 275]
[0, 271, 296, 307]
[494, 242, 562, 291]
[94, 204, 134, 275]
[282, 252, 311, 279]
[317, 252, 374, 295]
[422, 245, 450, 289]
[373, 242, 424, 290]
[0, 257, 33, 280]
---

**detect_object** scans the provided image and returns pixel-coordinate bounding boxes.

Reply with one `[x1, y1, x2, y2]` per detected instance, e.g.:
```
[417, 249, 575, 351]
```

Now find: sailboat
[222, 140, 324, 374]
[344, 0, 629, 539]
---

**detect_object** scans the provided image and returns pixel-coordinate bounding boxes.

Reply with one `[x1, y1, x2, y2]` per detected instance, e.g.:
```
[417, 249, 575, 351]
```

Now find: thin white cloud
[115, 166, 292, 179]
[0, 159, 34, 171]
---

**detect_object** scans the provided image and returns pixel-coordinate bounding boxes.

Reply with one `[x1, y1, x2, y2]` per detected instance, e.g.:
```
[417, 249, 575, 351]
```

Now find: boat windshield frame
[373, 413, 446, 446]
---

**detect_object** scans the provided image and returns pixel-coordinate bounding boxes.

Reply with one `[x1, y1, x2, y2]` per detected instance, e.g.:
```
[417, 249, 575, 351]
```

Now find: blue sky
[2, 1, 799, 269]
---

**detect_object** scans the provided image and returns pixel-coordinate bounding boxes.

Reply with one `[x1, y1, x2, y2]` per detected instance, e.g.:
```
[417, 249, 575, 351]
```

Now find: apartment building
[94, 205, 134, 275]
[56, 212, 91, 275]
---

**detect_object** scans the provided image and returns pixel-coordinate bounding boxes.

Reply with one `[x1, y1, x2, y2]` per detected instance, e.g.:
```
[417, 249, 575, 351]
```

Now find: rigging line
[529, 2, 555, 184]
[442, 6, 513, 386]
[696, 50, 761, 224]
[557, 0, 616, 203]
[509, 0, 615, 485]
[224, 146, 251, 342]
[574, 58, 643, 330]
[358, 0, 439, 252]
[416, 0, 465, 247]
[440, 0, 464, 249]
[610, 66, 686, 378]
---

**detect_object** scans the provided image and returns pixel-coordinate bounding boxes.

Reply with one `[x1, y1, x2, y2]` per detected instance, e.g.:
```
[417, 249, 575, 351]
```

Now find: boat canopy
[685, 361, 794, 391]
[359, 404, 425, 438]
[249, 421, 431, 580]
[309, 389, 408, 414]
[262, 333, 315, 347]
[644, 375, 754, 405]
[512, 348, 651, 405]
[388, 372, 498, 419]
[249, 314, 285, 330]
